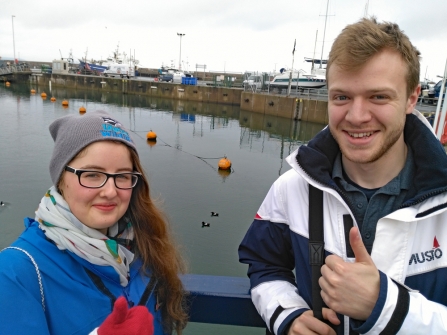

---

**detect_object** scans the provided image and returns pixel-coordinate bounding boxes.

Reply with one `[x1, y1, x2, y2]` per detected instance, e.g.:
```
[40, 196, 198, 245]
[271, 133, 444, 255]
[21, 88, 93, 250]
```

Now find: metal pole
[320, 0, 329, 69]
[312, 30, 318, 71]
[287, 56, 295, 96]
[177, 33, 185, 70]
[288, 39, 296, 96]
[434, 58, 447, 139]
[12, 15, 16, 64]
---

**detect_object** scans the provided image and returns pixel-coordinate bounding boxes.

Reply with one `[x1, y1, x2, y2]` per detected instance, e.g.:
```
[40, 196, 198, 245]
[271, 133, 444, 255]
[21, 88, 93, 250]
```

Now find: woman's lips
[93, 204, 116, 211]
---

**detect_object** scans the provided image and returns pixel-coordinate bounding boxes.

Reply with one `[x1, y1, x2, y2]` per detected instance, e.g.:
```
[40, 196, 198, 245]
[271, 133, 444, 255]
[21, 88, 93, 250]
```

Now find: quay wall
[240, 92, 328, 123]
[20, 73, 328, 124]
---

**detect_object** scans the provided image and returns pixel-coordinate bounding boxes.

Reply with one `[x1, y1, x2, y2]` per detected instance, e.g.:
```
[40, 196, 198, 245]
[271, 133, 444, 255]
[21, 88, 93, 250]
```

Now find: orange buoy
[62, 100, 69, 106]
[218, 156, 232, 170]
[31, 89, 36, 94]
[146, 130, 157, 141]
[41, 92, 47, 98]
[5, 82, 10, 87]
[79, 106, 86, 114]
[50, 97, 56, 102]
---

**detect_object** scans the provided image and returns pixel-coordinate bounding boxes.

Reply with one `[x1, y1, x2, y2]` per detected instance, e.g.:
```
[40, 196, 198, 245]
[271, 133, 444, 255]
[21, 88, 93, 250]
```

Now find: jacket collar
[291, 110, 447, 207]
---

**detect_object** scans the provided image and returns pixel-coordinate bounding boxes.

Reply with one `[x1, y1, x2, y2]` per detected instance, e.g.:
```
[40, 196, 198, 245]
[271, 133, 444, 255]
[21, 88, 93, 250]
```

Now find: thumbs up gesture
[319, 227, 380, 320]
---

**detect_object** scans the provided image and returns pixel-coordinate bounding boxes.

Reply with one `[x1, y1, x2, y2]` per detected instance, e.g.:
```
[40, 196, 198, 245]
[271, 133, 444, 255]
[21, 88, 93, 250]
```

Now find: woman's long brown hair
[60, 142, 188, 333]
[128, 149, 188, 334]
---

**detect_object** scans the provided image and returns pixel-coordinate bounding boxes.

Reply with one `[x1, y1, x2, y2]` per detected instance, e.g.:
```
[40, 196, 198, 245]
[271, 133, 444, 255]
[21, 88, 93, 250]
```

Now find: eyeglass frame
[64, 166, 141, 189]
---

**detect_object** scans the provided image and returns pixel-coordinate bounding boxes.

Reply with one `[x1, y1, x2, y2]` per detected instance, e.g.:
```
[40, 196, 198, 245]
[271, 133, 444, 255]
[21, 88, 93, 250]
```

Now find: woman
[0, 110, 187, 334]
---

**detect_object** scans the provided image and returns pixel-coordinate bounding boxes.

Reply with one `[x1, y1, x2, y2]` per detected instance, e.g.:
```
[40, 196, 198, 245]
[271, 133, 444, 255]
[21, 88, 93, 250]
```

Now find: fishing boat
[78, 44, 140, 75]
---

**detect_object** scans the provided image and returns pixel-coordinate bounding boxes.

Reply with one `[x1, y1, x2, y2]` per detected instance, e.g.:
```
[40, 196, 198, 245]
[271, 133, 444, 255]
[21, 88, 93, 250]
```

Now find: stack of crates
[181, 77, 198, 85]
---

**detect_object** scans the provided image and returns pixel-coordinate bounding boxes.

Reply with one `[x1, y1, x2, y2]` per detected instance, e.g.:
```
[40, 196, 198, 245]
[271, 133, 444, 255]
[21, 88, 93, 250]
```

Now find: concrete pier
[22, 73, 330, 124]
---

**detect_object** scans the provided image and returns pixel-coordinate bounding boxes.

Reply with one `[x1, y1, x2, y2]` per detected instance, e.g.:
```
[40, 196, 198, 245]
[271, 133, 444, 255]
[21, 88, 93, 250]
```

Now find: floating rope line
[130, 130, 235, 173]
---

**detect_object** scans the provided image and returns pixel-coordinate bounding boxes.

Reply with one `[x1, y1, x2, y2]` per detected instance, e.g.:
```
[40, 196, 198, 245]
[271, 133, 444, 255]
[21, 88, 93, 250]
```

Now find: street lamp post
[177, 33, 185, 70]
[12, 15, 16, 64]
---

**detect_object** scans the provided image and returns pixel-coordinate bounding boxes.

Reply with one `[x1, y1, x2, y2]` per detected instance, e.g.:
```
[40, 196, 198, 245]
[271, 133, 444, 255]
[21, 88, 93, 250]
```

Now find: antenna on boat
[320, 0, 330, 69]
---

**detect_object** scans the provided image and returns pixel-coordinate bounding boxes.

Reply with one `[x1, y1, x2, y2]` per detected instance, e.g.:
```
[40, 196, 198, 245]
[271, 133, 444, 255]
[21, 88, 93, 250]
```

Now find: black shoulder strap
[308, 185, 357, 334]
[138, 275, 158, 306]
[308, 184, 325, 321]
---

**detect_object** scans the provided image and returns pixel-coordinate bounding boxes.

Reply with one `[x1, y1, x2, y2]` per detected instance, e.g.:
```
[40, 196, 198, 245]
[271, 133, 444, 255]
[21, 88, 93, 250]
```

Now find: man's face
[327, 49, 419, 165]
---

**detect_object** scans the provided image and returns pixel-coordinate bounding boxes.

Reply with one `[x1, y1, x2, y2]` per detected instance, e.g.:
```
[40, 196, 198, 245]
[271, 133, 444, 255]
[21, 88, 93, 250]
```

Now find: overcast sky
[1, 0, 447, 81]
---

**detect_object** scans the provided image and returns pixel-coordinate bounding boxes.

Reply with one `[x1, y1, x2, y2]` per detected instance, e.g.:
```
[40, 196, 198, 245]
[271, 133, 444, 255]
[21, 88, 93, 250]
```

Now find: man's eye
[335, 96, 348, 101]
[373, 95, 387, 100]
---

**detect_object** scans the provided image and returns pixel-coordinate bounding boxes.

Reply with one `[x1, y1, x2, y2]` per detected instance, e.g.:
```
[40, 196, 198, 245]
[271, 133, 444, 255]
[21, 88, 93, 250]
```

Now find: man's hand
[319, 227, 380, 320]
[288, 308, 340, 335]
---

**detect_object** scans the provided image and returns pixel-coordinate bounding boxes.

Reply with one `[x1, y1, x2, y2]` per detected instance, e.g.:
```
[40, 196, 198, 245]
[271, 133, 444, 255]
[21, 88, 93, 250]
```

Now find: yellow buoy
[41, 92, 47, 98]
[62, 100, 69, 106]
[50, 97, 56, 102]
[79, 106, 86, 114]
[5, 82, 10, 87]
[146, 130, 157, 141]
[31, 89, 36, 94]
[218, 156, 232, 170]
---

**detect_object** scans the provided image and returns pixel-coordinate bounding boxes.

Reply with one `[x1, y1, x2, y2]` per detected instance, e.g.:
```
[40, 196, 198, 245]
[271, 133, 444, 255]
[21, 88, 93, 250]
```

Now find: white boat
[269, 68, 326, 90]
[79, 44, 140, 76]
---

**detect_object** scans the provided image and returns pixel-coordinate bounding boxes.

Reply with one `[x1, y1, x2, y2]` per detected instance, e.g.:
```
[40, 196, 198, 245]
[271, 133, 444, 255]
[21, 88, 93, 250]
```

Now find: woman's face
[59, 141, 134, 234]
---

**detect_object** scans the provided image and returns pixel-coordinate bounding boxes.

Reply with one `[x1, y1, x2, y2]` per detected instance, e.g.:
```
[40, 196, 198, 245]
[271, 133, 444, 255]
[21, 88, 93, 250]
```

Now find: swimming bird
[211, 212, 219, 217]
[202, 222, 210, 227]
[0, 201, 10, 209]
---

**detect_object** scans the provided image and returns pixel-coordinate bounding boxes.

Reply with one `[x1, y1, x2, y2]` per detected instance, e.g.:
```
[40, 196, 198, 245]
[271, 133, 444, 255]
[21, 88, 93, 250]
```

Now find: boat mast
[364, 0, 369, 17]
[312, 30, 318, 71]
[320, 0, 330, 69]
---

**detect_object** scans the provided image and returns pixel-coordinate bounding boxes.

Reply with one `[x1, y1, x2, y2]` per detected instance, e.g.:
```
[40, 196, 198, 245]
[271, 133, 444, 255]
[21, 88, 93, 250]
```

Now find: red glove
[98, 297, 154, 335]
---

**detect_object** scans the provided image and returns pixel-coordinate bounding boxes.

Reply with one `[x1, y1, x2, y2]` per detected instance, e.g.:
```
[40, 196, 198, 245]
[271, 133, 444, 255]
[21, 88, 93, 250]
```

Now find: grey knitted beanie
[49, 110, 137, 186]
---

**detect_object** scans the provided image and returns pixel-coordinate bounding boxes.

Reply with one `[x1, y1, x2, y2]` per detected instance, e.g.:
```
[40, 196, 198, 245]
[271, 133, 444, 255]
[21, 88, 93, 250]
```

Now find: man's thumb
[349, 227, 371, 263]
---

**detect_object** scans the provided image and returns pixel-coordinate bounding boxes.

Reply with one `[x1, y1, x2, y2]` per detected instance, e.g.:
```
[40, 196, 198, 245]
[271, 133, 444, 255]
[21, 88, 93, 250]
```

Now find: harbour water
[0, 83, 325, 334]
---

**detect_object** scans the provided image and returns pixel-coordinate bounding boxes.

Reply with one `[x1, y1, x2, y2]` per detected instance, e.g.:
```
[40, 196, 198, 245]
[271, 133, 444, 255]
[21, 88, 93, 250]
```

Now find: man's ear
[406, 84, 421, 114]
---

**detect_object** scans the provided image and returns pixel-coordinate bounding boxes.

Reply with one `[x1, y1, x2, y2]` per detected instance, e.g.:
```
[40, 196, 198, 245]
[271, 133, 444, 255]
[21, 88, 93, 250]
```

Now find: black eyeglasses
[64, 166, 141, 189]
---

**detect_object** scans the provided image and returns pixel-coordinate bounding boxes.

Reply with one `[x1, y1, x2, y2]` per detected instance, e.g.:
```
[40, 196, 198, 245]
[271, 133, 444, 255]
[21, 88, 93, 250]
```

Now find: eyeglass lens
[79, 171, 137, 189]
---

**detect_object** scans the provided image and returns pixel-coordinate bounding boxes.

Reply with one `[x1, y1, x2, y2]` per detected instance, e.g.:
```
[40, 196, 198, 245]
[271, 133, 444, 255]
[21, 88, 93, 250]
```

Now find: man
[239, 17, 447, 335]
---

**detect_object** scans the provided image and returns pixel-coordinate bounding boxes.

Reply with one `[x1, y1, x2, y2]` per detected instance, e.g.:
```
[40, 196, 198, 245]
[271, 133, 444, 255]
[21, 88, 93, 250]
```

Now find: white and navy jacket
[239, 110, 447, 335]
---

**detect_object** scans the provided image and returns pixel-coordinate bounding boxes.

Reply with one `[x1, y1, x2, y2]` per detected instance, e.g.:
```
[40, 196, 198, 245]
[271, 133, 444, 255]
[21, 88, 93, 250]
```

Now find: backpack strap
[308, 184, 325, 321]
[2, 247, 45, 312]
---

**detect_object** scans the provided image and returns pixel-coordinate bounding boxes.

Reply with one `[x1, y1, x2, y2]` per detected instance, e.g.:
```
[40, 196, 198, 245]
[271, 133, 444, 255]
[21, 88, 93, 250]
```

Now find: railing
[181, 274, 270, 333]
[0, 63, 31, 76]
[242, 84, 329, 100]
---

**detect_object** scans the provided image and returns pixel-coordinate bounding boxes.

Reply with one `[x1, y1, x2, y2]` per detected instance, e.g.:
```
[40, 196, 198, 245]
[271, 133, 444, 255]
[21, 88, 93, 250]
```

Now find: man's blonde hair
[327, 17, 421, 97]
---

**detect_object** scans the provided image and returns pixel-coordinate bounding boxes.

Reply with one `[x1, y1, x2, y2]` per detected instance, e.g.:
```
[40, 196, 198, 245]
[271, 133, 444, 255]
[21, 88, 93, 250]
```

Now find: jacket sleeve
[238, 181, 310, 335]
[352, 272, 447, 334]
[0, 248, 51, 335]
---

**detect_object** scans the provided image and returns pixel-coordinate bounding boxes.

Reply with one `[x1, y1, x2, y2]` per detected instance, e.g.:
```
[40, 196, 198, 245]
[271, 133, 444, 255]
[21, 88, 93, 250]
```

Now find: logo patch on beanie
[101, 116, 122, 127]
[101, 123, 133, 143]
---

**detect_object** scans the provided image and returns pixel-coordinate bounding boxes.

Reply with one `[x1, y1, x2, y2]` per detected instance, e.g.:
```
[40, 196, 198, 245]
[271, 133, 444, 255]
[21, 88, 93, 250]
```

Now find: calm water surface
[0, 82, 325, 334]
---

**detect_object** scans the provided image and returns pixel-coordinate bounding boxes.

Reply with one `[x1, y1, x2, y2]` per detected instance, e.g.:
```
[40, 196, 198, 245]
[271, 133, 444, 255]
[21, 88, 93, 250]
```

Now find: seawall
[16, 73, 329, 124]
